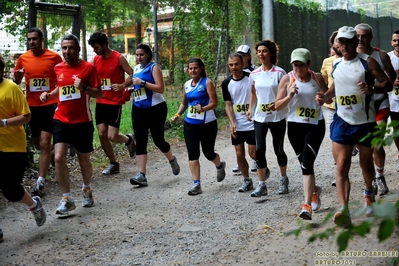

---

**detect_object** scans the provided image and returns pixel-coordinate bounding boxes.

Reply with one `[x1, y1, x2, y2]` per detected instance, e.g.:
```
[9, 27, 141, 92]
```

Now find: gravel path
[1, 128, 398, 265]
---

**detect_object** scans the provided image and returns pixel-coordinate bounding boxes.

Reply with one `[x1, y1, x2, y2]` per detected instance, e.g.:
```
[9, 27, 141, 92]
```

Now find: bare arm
[367, 57, 392, 94]
[274, 74, 295, 110]
[225, 101, 237, 138]
[132, 64, 164, 94]
[111, 55, 133, 91]
[246, 84, 256, 121]
[380, 51, 397, 83]
[1, 113, 31, 127]
[171, 89, 188, 122]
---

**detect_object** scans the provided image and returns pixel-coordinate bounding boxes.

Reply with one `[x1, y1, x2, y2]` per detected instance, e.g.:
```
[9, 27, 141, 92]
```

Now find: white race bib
[337, 94, 362, 112]
[59, 84, 81, 102]
[101, 78, 111, 90]
[187, 105, 205, 120]
[133, 87, 147, 102]
[29, 78, 50, 92]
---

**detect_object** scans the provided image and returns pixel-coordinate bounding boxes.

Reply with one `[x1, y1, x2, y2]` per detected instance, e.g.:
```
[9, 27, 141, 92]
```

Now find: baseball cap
[236, 45, 251, 54]
[336, 26, 357, 39]
[290, 48, 311, 63]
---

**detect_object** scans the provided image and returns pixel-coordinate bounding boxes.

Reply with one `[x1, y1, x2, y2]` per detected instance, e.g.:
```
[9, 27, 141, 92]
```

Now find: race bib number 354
[59, 85, 81, 101]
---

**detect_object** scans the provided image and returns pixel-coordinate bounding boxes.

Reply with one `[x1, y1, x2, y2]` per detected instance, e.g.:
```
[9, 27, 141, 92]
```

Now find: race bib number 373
[59, 84, 81, 101]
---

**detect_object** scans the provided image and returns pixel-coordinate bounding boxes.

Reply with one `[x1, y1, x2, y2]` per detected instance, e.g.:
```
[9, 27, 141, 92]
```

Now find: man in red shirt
[88, 31, 135, 175]
[14, 27, 63, 197]
[40, 34, 102, 215]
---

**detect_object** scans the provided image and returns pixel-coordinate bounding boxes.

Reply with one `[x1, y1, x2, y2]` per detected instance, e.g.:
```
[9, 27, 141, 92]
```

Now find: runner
[222, 53, 256, 192]
[88, 31, 136, 175]
[246, 40, 289, 197]
[387, 29, 399, 172]
[355, 23, 397, 196]
[321, 26, 392, 226]
[129, 43, 180, 187]
[275, 48, 327, 220]
[40, 34, 102, 215]
[0, 55, 47, 232]
[13, 27, 63, 197]
[232, 44, 257, 173]
[171, 57, 226, 195]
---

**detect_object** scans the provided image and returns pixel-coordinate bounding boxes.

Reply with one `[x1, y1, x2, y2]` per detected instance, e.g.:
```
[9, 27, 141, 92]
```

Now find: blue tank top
[132, 62, 165, 108]
[184, 77, 216, 125]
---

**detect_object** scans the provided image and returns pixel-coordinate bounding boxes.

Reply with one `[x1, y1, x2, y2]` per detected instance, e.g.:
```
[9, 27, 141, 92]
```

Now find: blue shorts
[330, 114, 376, 147]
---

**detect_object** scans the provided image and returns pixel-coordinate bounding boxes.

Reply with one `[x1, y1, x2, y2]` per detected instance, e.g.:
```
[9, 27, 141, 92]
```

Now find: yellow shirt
[0, 79, 31, 152]
[320, 55, 337, 109]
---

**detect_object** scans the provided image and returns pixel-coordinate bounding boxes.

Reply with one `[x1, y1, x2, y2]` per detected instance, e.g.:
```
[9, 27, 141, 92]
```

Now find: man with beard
[88, 31, 136, 175]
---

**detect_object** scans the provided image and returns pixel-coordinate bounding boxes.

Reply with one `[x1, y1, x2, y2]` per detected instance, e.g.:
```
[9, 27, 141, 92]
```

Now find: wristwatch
[83, 85, 89, 91]
[141, 80, 146, 87]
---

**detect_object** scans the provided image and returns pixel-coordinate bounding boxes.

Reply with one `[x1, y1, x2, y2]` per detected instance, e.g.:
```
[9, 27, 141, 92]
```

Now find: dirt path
[1, 128, 398, 265]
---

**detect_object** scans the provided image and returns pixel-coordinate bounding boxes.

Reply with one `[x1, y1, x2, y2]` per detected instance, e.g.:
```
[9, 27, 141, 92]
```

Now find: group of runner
[222, 24, 397, 224]
[0, 23, 398, 238]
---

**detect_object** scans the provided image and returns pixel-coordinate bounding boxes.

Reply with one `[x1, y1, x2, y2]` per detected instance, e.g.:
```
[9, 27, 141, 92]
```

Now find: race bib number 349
[59, 85, 81, 101]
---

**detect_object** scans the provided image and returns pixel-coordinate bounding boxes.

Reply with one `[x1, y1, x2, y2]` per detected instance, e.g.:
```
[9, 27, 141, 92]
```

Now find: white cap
[236, 45, 251, 54]
[336, 26, 357, 39]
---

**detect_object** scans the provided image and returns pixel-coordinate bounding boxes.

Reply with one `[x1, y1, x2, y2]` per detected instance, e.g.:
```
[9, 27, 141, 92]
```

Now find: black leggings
[132, 102, 171, 155]
[184, 120, 218, 161]
[287, 120, 325, 175]
[0, 152, 27, 202]
[254, 119, 287, 169]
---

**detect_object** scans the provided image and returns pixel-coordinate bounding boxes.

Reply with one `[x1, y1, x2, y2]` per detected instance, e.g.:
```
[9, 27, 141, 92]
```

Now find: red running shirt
[53, 60, 101, 124]
[93, 50, 126, 105]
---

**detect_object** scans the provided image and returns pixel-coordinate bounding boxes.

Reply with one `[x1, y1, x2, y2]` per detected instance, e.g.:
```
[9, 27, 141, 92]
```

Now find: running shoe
[238, 178, 253, 192]
[102, 163, 120, 175]
[32, 181, 45, 197]
[375, 176, 389, 196]
[56, 196, 76, 215]
[126, 134, 136, 158]
[333, 210, 352, 228]
[188, 183, 202, 196]
[299, 203, 312, 220]
[364, 190, 375, 216]
[311, 186, 322, 211]
[216, 161, 226, 182]
[82, 188, 94, 207]
[232, 163, 240, 173]
[251, 183, 268, 197]
[278, 176, 289, 194]
[250, 160, 257, 172]
[169, 156, 180, 175]
[30, 196, 47, 227]
[130, 172, 148, 187]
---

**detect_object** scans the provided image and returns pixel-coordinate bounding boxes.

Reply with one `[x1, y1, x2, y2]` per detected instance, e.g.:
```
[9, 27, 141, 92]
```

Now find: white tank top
[388, 51, 399, 112]
[286, 71, 324, 125]
[332, 54, 376, 125]
[370, 49, 389, 110]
